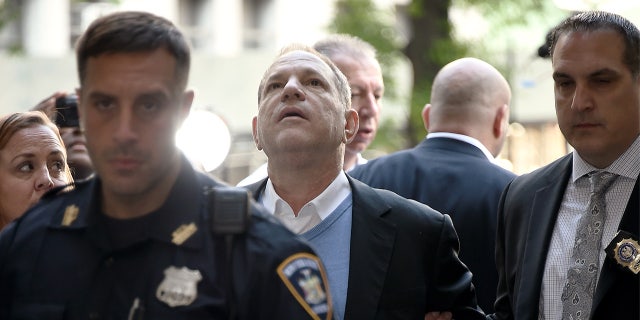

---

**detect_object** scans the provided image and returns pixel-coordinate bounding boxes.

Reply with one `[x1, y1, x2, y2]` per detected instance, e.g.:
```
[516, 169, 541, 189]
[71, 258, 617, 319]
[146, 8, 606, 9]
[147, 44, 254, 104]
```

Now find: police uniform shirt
[0, 157, 332, 319]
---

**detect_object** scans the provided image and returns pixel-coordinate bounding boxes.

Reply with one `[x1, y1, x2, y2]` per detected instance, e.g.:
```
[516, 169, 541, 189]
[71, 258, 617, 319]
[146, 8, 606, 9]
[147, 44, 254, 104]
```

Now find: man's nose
[282, 79, 305, 102]
[356, 92, 379, 117]
[570, 83, 594, 111]
[113, 108, 138, 144]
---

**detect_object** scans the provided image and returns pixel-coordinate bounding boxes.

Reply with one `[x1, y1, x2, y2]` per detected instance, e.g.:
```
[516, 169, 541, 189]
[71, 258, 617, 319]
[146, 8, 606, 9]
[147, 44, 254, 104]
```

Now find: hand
[425, 311, 453, 320]
[31, 91, 68, 121]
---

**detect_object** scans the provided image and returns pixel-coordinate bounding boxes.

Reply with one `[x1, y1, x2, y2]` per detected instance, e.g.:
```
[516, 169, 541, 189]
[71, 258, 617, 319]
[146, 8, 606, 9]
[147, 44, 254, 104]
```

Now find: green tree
[0, 0, 21, 54]
[331, 0, 550, 150]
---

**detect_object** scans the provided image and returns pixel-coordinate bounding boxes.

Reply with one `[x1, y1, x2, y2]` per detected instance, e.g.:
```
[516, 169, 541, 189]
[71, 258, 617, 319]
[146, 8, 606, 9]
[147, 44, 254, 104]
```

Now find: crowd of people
[0, 8, 637, 320]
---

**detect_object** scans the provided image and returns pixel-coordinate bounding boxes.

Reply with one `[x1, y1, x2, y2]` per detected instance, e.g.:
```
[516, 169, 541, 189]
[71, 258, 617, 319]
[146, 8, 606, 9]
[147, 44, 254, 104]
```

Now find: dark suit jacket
[349, 137, 517, 313]
[490, 154, 639, 320]
[245, 176, 485, 319]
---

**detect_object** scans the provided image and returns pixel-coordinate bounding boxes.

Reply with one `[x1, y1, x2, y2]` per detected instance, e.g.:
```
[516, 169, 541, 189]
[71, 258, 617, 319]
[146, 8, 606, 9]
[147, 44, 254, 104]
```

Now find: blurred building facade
[3, 0, 637, 183]
[0, 0, 347, 184]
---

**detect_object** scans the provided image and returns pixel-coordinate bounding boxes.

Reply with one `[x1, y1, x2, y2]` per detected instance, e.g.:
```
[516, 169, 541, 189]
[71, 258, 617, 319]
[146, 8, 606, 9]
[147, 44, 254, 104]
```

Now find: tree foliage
[330, 0, 549, 150]
[0, 0, 22, 54]
[331, 0, 404, 99]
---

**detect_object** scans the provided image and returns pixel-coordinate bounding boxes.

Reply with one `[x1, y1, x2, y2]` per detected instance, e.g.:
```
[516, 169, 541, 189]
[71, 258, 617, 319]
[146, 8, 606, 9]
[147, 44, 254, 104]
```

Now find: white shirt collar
[260, 171, 351, 221]
[572, 134, 640, 182]
[427, 132, 495, 161]
[355, 153, 368, 166]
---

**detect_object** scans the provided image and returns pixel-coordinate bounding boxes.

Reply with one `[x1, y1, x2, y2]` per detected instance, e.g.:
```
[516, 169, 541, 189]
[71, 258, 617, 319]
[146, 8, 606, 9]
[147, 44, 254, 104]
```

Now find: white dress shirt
[539, 135, 640, 319]
[258, 171, 351, 234]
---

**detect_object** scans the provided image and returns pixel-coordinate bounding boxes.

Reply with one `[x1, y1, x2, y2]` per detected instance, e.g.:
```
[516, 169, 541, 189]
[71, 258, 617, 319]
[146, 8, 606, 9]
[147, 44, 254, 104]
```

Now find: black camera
[55, 95, 79, 128]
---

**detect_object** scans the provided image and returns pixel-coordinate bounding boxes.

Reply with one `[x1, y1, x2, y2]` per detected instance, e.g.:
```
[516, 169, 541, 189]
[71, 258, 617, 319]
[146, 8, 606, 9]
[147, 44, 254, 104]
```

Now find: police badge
[156, 266, 203, 307]
[606, 230, 640, 274]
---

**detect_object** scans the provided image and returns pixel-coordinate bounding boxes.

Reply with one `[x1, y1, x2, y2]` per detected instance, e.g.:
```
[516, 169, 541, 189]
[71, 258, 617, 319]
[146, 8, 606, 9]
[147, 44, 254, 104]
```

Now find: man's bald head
[424, 57, 512, 157]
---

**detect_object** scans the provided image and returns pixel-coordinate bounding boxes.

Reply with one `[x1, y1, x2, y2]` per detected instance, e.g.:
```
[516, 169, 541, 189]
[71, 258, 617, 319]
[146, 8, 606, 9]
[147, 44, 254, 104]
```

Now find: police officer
[0, 11, 331, 319]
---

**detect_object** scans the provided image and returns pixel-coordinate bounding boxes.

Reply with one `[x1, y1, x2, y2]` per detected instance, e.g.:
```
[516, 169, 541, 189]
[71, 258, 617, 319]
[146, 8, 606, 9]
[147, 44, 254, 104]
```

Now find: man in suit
[246, 43, 485, 319]
[490, 11, 640, 320]
[349, 57, 516, 313]
[237, 34, 382, 186]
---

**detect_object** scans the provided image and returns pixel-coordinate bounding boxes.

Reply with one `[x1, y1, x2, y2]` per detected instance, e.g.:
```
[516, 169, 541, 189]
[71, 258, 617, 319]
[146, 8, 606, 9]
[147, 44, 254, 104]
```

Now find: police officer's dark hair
[75, 11, 191, 90]
[549, 11, 640, 77]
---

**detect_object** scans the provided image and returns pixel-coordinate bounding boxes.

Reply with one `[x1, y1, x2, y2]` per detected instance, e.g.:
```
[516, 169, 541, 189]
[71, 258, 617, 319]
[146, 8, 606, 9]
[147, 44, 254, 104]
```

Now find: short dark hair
[549, 11, 640, 77]
[75, 11, 191, 89]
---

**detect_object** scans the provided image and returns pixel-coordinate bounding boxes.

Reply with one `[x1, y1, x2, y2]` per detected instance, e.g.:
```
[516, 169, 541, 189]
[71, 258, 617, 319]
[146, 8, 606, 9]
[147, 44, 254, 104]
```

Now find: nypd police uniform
[0, 158, 331, 319]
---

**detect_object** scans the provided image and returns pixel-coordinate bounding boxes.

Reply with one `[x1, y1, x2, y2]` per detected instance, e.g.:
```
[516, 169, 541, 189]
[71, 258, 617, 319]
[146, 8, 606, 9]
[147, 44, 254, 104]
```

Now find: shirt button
[104, 257, 114, 267]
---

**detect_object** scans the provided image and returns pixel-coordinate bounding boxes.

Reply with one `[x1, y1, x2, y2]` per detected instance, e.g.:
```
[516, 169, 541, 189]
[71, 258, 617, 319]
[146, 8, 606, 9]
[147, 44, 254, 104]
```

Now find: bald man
[349, 57, 517, 313]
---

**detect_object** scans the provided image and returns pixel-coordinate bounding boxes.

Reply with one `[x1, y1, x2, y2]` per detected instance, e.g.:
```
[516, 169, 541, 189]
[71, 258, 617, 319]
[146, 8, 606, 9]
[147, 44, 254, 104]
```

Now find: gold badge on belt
[606, 230, 640, 274]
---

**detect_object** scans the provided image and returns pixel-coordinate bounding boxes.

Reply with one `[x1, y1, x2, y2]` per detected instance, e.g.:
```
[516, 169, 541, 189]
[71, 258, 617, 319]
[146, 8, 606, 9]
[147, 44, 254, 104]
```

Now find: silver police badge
[156, 266, 203, 307]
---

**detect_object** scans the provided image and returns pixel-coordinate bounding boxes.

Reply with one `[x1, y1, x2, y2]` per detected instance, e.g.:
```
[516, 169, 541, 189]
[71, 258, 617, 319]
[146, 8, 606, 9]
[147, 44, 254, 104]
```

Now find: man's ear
[421, 104, 432, 132]
[493, 104, 509, 138]
[181, 90, 195, 122]
[252, 116, 263, 150]
[343, 109, 359, 144]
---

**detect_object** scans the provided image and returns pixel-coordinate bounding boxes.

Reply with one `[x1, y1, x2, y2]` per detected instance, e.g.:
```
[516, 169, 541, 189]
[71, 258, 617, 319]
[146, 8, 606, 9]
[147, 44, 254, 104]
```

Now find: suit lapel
[592, 178, 639, 310]
[516, 156, 572, 318]
[344, 177, 396, 319]
[246, 177, 396, 319]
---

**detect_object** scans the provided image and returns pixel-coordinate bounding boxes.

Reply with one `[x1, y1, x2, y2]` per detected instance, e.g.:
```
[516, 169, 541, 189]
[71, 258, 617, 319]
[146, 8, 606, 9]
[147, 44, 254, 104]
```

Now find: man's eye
[141, 101, 159, 111]
[95, 99, 114, 110]
[268, 83, 282, 91]
[18, 162, 33, 173]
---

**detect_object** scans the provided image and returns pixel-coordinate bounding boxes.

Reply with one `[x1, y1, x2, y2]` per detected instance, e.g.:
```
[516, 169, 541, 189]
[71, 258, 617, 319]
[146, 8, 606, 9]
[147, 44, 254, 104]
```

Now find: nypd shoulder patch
[277, 252, 333, 320]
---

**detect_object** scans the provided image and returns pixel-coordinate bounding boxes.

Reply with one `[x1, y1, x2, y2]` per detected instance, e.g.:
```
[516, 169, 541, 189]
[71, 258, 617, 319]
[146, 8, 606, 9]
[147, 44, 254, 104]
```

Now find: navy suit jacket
[490, 154, 639, 320]
[349, 137, 516, 313]
[245, 175, 485, 319]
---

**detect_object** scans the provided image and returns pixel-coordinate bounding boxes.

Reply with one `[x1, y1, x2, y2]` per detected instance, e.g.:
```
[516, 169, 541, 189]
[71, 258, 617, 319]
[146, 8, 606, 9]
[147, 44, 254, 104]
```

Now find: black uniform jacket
[0, 159, 331, 320]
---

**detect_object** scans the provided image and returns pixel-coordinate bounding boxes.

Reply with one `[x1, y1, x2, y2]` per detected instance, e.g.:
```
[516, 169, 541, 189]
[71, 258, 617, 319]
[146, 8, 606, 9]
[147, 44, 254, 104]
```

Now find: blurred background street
[1, 0, 639, 184]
